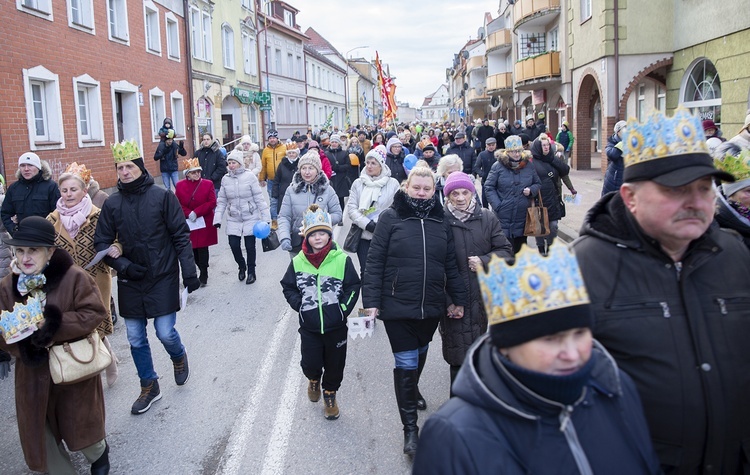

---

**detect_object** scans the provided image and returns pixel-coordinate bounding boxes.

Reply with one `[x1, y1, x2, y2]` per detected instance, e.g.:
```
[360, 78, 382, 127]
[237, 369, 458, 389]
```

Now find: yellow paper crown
[183, 158, 201, 171]
[0, 296, 44, 344]
[477, 242, 590, 326]
[111, 139, 141, 163]
[64, 162, 91, 183]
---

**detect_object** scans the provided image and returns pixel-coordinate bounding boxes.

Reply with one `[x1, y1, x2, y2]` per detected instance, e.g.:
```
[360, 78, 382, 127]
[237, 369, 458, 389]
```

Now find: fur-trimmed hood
[391, 189, 444, 221]
[15, 159, 53, 181]
[292, 169, 329, 195]
[495, 149, 532, 169]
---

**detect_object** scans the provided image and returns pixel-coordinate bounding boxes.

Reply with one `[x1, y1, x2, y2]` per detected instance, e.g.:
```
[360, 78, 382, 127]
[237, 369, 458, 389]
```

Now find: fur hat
[302, 204, 332, 238]
[443, 172, 476, 196]
[18, 152, 41, 170]
[297, 150, 322, 174]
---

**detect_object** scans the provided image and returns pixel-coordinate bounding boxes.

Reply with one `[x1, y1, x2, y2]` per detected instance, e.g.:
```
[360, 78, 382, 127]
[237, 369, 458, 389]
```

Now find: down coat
[484, 151, 541, 239]
[439, 205, 512, 366]
[326, 145, 354, 198]
[346, 167, 400, 241]
[362, 191, 467, 320]
[0, 249, 107, 472]
[175, 177, 218, 247]
[213, 164, 270, 237]
[195, 143, 228, 190]
[277, 172, 342, 251]
[1, 161, 60, 236]
[530, 139, 570, 222]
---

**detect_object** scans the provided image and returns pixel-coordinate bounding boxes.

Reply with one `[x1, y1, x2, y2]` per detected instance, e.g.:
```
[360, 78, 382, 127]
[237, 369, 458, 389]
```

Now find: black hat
[422, 144, 436, 152]
[5, 216, 56, 247]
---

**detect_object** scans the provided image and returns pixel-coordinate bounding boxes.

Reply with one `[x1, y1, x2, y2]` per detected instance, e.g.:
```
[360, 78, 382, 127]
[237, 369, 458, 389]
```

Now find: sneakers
[307, 379, 321, 402]
[131, 379, 162, 414]
[323, 390, 339, 420]
[172, 352, 190, 386]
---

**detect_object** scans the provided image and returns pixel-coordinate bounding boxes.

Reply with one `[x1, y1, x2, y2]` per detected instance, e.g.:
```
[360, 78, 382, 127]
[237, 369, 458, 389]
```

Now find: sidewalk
[557, 157, 603, 243]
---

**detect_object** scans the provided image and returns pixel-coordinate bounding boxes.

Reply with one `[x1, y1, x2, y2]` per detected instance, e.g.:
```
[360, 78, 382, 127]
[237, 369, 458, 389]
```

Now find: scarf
[729, 199, 750, 221]
[56, 194, 92, 239]
[405, 195, 436, 219]
[446, 197, 477, 223]
[358, 172, 392, 211]
[302, 237, 333, 268]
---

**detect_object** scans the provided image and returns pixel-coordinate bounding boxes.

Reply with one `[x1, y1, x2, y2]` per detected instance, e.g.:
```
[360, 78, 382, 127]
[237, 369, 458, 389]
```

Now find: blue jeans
[393, 345, 429, 370]
[124, 313, 185, 381]
[266, 181, 278, 220]
[162, 171, 179, 191]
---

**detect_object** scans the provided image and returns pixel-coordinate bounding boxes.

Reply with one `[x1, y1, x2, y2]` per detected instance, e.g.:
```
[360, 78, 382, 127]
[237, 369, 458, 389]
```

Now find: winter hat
[386, 136, 402, 153]
[478, 242, 592, 349]
[443, 172, 476, 196]
[18, 152, 42, 170]
[267, 129, 278, 138]
[715, 149, 750, 197]
[240, 134, 252, 145]
[614, 120, 627, 134]
[308, 140, 320, 149]
[365, 145, 388, 168]
[701, 120, 717, 131]
[562, 121, 570, 128]
[227, 148, 244, 164]
[302, 204, 332, 238]
[525, 115, 534, 122]
[5, 216, 56, 247]
[297, 150, 322, 174]
[422, 144, 436, 153]
[504, 135, 523, 151]
[330, 134, 342, 144]
[485, 137, 497, 146]
[454, 131, 466, 139]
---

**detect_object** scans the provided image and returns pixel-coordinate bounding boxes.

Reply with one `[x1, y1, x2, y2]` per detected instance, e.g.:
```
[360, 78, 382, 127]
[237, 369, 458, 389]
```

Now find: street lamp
[345, 46, 369, 129]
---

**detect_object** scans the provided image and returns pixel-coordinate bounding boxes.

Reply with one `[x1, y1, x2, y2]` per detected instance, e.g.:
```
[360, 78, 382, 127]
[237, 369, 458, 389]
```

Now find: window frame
[17, 0, 53, 21]
[241, 0, 253, 12]
[680, 58, 722, 123]
[73, 74, 105, 147]
[107, 0, 130, 45]
[23, 65, 65, 150]
[67, 0, 95, 33]
[165, 12, 180, 61]
[222, 23, 235, 70]
[242, 30, 258, 76]
[110, 80, 143, 148]
[143, 0, 162, 55]
[283, 10, 293, 27]
[580, 0, 592, 23]
[149, 87, 166, 142]
[170, 91, 186, 138]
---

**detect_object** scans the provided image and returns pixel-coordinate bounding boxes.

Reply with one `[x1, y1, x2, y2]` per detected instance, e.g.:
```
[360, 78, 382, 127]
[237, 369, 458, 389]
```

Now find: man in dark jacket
[601, 120, 627, 196]
[447, 132, 477, 176]
[1, 152, 60, 236]
[474, 119, 495, 152]
[473, 137, 497, 209]
[195, 132, 227, 193]
[154, 130, 187, 192]
[95, 140, 201, 415]
[573, 109, 750, 475]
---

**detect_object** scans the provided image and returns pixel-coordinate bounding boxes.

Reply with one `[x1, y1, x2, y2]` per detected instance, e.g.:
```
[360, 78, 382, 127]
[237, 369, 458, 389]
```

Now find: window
[149, 87, 166, 141]
[248, 105, 259, 142]
[143, 1, 161, 54]
[222, 24, 235, 70]
[111, 80, 142, 146]
[681, 58, 721, 123]
[656, 85, 666, 113]
[264, 1, 272, 15]
[299, 100, 305, 125]
[73, 74, 104, 146]
[107, 0, 129, 43]
[242, 32, 257, 75]
[283, 10, 294, 27]
[277, 97, 285, 123]
[17, 0, 52, 20]
[580, 0, 592, 22]
[190, 6, 212, 62]
[637, 84, 646, 122]
[519, 33, 545, 59]
[170, 91, 185, 137]
[275, 49, 282, 74]
[241, 0, 253, 11]
[68, 0, 94, 32]
[23, 66, 64, 150]
[287, 53, 294, 77]
[196, 96, 212, 137]
[166, 12, 180, 60]
[296, 56, 302, 80]
[289, 97, 296, 124]
[549, 27, 559, 51]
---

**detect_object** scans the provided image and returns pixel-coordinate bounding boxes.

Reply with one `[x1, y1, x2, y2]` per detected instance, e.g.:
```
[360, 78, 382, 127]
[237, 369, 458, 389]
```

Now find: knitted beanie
[443, 172, 476, 196]
[297, 150, 322, 174]
[365, 145, 388, 168]
[386, 136, 402, 153]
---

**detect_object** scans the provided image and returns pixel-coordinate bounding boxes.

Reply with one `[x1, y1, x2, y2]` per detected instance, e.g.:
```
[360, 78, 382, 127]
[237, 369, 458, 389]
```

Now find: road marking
[215, 307, 294, 475]
[260, 332, 302, 475]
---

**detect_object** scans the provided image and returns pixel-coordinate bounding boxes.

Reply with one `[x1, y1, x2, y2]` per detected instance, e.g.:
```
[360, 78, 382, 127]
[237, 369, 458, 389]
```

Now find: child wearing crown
[280, 205, 360, 420]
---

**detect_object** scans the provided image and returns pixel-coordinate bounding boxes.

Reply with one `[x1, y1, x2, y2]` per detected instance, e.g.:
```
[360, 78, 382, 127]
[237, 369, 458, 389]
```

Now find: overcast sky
[297, 3, 494, 108]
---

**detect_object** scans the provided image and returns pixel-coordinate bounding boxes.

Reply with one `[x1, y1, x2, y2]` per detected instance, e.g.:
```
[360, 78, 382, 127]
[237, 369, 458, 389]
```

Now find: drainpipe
[183, 0, 197, 149]
[614, 0, 620, 119]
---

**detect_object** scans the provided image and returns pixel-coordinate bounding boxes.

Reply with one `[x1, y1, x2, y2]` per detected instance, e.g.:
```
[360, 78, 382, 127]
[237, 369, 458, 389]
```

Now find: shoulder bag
[523, 194, 551, 237]
[49, 332, 112, 385]
[343, 224, 363, 253]
[262, 229, 281, 252]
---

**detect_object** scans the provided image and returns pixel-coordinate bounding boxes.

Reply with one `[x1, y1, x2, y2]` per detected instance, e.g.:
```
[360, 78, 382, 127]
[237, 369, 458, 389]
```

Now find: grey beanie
[723, 178, 750, 198]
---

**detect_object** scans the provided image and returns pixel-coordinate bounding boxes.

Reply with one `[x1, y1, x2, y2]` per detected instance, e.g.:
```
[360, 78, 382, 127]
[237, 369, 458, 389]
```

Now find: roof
[304, 27, 343, 59]
[303, 43, 346, 74]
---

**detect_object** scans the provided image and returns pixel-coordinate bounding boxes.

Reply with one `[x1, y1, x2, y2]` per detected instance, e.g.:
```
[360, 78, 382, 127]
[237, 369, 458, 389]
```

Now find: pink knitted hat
[443, 172, 475, 196]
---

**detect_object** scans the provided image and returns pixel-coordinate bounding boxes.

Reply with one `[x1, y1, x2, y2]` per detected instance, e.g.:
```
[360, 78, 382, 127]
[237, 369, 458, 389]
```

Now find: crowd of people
[0, 107, 750, 474]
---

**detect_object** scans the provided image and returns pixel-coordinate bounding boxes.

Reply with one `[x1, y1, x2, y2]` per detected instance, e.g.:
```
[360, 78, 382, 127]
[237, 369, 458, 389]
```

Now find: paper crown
[504, 135, 523, 151]
[183, 158, 202, 172]
[478, 242, 589, 327]
[0, 295, 44, 344]
[64, 162, 91, 183]
[302, 204, 332, 237]
[623, 107, 709, 168]
[714, 149, 750, 182]
[111, 140, 141, 163]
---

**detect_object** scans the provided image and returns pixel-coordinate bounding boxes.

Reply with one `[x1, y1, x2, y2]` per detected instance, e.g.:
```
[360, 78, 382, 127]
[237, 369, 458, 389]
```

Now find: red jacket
[175, 178, 218, 249]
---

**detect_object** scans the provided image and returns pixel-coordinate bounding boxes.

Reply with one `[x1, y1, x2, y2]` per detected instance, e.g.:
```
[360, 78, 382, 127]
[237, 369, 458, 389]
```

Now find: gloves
[0, 361, 9, 380]
[189, 211, 197, 222]
[214, 223, 221, 229]
[280, 238, 292, 252]
[123, 263, 147, 281]
[184, 276, 201, 293]
[365, 220, 377, 233]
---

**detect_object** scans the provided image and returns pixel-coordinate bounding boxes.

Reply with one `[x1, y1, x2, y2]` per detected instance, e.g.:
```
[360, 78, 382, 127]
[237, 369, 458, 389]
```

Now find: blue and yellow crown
[111, 139, 141, 163]
[0, 296, 44, 344]
[623, 107, 708, 169]
[302, 204, 332, 237]
[478, 243, 589, 327]
[504, 135, 523, 151]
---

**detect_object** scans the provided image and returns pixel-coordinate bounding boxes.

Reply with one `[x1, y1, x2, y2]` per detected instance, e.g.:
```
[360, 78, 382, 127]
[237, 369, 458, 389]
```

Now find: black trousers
[228, 235, 256, 274]
[511, 236, 528, 255]
[193, 247, 209, 270]
[355, 238, 371, 280]
[299, 326, 348, 392]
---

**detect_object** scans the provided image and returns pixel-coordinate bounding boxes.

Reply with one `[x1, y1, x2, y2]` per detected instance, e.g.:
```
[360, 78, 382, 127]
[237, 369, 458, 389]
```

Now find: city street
[0, 209, 451, 475]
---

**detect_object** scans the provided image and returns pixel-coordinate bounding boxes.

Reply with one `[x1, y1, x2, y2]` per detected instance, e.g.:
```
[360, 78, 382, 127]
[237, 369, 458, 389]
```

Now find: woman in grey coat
[213, 149, 270, 284]
[278, 151, 342, 255]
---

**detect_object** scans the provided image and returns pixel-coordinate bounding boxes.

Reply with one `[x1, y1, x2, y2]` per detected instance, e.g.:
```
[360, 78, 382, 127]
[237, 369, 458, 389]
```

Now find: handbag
[524, 194, 551, 237]
[48, 332, 112, 385]
[343, 224, 363, 253]
[262, 229, 281, 252]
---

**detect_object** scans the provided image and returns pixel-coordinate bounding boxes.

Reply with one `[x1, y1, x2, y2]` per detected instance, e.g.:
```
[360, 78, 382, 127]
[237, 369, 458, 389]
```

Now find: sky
[296, 2, 493, 108]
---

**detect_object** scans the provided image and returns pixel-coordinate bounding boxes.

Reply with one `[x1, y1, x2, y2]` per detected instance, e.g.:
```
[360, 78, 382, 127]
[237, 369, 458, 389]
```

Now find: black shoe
[416, 390, 427, 411]
[172, 352, 190, 386]
[199, 268, 208, 286]
[238, 268, 246, 281]
[246, 274, 256, 285]
[90, 441, 110, 475]
[131, 379, 161, 414]
[394, 368, 420, 455]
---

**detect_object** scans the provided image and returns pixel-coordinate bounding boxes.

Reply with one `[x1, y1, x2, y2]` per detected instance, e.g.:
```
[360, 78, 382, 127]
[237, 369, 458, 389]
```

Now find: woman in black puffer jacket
[363, 162, 467, 456]
[530, 135, 569, 255]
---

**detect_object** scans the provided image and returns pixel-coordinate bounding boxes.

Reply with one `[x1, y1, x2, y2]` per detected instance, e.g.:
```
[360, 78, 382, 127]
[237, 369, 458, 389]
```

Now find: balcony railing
[514, 51, 560, 84]
[487, 72, 512, 92]
[467, 88, 489, 103]
[486, 29, 512, 52]
[513, 0, 561, 30]
[466, 55, 486, 73]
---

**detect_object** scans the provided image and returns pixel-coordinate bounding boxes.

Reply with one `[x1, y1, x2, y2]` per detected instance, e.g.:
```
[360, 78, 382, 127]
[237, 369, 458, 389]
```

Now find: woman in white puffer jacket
[239, 135, 262, 177]
[213, 149, 270, 284]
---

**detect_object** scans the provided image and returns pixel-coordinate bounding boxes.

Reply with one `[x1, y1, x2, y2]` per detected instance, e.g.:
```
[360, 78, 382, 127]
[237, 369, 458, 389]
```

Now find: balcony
[513, 0, 561, 31]
[486, 29, 512, 54]
[514, 51, 561, 89]
[467, 88, 490, 105]
[487, 72, 512, 94]
[466, 55, 486, 73]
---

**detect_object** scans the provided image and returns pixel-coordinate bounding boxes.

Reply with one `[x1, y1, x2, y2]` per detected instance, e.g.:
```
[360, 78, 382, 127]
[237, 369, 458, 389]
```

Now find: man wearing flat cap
[573, 108, 750, 474]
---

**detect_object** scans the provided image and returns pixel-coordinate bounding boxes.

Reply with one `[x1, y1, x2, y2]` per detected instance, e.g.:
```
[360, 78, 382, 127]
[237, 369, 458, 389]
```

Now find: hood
[391, 189, 444, 220]
[163, 117, 173, 127]
[715, 189, 750, 237]
[530, 139, 555, 162]
[496, 150, 532, 170]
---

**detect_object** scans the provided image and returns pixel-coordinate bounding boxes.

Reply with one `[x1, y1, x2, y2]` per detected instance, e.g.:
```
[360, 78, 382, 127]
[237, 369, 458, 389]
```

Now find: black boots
[238, 268, 246, 281]
[90, 442, 110, 475]
[198, 266, 208, 287]
[394, 368, 419, 456]
[416, 351, 427, 411]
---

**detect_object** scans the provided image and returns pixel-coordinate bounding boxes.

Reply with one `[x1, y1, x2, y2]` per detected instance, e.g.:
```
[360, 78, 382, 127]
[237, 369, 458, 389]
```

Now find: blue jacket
[413, 335, 661, 475]
[154, 140, 186, 173]
[602, 133, 624, 195]
[484, 153, 541, 239]
[447, 141, 477, 176]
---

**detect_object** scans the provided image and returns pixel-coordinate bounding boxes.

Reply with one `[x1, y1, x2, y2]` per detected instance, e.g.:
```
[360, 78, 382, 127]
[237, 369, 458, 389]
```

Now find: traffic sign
[450, 108, 456, 114]
[459, 108, 465, 117]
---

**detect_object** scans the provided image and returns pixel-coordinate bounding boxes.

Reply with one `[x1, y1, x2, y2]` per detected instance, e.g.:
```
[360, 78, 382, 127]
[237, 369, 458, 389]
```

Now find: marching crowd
[0, 108, 749, 474]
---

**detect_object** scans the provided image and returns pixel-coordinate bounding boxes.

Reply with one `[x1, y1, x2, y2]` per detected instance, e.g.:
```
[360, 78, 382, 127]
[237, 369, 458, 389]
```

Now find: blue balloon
[404, 154, 418, 171]
[253, 221, 271, 239]
[219, 147, 227, 158]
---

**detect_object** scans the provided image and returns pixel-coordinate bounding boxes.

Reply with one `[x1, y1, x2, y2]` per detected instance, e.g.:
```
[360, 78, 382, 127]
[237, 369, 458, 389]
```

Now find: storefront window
[196, 97, 212, 137]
